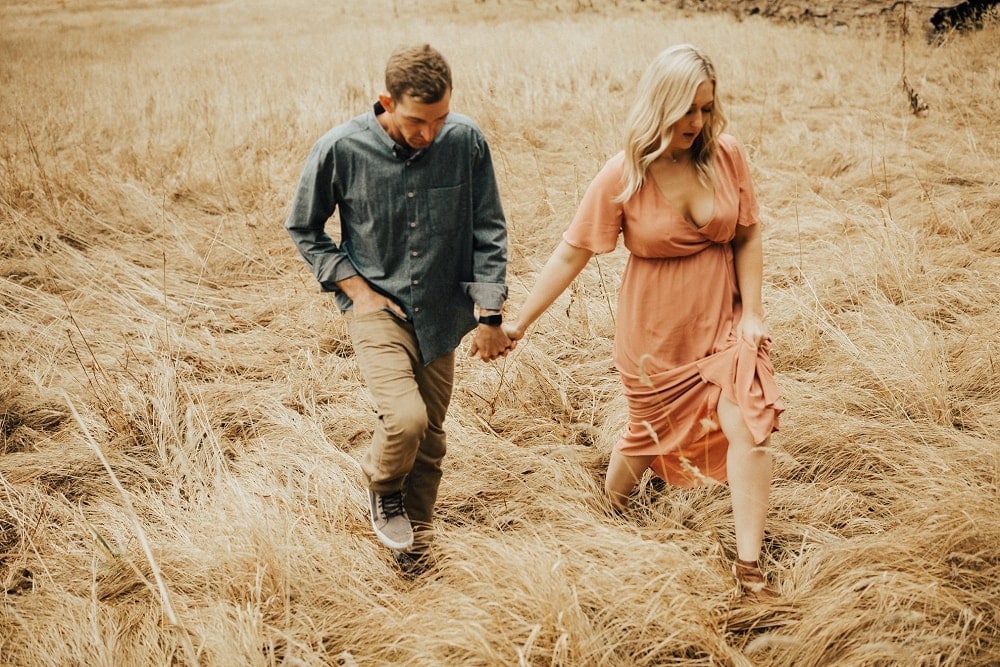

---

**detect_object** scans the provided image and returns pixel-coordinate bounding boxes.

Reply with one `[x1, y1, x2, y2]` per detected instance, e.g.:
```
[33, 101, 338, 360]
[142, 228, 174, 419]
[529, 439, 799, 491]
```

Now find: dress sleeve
[724, 135, 761, 228]
[562, 154, 626, 254]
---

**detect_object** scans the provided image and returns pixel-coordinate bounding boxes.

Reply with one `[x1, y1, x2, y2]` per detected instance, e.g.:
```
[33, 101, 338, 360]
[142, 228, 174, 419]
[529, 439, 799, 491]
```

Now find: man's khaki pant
[348, 310, 454, 552]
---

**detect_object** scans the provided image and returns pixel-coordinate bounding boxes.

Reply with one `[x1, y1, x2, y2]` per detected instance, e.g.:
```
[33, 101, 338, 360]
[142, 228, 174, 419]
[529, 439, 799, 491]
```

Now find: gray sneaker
[368, 489, 413, 550]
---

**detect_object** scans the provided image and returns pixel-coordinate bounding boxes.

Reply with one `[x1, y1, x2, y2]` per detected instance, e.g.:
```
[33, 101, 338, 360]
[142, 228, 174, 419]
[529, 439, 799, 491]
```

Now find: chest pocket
[424, 184, 469, 234]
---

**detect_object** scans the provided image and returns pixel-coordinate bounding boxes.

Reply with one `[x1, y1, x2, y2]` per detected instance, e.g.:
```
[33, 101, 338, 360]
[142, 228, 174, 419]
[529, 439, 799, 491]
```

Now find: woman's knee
[717, 396, 754, 444]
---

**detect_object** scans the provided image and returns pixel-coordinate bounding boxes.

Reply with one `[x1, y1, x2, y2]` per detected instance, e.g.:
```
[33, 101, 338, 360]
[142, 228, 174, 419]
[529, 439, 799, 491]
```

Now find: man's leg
[405, 350, 455, 555]
[349, 311, 428, 550]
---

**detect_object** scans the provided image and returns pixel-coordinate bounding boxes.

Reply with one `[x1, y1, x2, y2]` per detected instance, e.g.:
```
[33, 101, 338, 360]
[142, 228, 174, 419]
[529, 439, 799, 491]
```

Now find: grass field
[1, 0, 998, 665]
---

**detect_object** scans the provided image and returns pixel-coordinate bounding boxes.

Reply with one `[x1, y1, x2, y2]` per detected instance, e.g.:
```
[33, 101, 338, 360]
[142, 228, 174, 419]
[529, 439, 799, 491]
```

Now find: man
[286, 44, 512, 572]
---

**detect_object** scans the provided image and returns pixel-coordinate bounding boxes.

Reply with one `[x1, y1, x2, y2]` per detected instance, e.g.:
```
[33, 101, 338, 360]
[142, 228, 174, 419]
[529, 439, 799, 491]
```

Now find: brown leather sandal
[732, 558, 778, 601]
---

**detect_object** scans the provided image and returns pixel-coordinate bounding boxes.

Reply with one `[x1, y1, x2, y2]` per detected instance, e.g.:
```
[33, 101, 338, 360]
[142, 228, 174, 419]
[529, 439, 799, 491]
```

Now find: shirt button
[412, 279, 419, 285]
[414, 306, 421, 313]
[406, 191, 415, 198]
[411, 251, 419, 257]
[409, 222, 417, 228]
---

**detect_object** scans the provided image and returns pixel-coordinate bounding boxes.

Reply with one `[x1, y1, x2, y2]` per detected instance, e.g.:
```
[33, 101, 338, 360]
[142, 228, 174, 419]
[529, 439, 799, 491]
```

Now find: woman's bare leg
[605, 450, 657, 510]
[717, 395, 772, 561]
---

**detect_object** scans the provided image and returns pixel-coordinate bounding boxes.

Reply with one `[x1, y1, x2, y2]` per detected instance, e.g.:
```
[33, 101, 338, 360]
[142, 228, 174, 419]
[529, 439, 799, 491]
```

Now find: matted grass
[1, 1, 997, 665]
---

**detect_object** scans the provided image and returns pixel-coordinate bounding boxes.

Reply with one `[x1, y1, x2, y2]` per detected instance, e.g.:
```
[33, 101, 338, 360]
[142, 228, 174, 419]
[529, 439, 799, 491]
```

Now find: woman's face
[668, 80, 714, 152]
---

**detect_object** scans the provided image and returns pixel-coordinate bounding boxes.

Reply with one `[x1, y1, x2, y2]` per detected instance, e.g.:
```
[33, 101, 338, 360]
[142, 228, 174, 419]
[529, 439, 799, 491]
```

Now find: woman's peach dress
[563, 134, 783, 487]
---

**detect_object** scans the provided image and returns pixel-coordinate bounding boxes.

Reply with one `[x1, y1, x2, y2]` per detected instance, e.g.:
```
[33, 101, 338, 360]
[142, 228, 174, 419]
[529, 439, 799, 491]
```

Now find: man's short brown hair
[384, 44, 452, 104]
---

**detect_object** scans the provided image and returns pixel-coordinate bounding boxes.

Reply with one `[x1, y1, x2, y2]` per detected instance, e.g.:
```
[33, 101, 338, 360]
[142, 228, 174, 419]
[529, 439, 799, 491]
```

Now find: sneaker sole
[371, 521, 414, 551]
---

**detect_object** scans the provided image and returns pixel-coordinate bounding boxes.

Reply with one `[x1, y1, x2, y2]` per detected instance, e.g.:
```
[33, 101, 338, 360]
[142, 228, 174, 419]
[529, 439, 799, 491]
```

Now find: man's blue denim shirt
[286, 103, 509, 365]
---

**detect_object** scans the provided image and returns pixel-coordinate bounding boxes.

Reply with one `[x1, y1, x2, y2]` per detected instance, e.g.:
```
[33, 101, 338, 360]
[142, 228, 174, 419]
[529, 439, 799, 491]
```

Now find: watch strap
[477, 314, 502, 326]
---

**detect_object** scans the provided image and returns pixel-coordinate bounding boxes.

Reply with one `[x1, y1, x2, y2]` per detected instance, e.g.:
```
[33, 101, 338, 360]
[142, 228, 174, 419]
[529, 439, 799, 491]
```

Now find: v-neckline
[649, 163, 717, 231]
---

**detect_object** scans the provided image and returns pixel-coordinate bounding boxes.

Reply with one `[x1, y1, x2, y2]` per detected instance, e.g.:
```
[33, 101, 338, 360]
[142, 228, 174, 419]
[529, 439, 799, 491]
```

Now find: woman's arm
[503, 240, 594, 341]
[732, 222, 767, 346]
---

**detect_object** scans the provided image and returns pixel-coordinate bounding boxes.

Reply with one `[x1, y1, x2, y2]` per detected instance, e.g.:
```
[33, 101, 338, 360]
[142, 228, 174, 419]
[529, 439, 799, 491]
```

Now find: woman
[504, 44, 784, 599]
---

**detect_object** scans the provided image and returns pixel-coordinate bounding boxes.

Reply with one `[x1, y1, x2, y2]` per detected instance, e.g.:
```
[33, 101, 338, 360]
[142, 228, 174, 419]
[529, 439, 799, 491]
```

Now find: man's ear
[378, 93, 394, 112]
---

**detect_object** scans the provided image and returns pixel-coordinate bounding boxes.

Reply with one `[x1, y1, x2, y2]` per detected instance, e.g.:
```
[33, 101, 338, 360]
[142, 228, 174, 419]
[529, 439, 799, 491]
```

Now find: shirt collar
[371, 101, 425, 161]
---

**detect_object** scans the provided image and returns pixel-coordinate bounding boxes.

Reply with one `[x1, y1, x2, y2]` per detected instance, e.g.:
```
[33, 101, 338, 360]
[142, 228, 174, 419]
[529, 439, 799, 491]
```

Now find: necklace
[669, 151, 684, 163]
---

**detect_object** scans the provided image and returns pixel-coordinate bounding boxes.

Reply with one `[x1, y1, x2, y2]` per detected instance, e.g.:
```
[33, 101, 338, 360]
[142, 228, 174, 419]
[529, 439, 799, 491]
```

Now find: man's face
[380, 90, 452, 151]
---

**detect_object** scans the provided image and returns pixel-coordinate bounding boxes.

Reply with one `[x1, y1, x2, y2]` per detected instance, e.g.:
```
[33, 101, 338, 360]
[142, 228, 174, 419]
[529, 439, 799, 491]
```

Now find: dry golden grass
[1, 0, 998, 665]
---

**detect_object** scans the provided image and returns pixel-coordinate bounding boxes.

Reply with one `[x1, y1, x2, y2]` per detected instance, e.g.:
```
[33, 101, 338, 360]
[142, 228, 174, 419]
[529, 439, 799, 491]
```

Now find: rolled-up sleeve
[285, 137, 359, 291]
[461, 133, 508, 311]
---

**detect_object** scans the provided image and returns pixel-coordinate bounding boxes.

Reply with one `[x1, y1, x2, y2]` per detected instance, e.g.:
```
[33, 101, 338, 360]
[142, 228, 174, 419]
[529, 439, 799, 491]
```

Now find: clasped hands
[468, 321, 517, 363]
[349, 283, 518, 364]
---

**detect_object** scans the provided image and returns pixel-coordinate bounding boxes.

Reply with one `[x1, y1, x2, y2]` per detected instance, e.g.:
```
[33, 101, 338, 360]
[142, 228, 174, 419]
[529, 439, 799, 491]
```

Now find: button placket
[404, 173, 421, 316]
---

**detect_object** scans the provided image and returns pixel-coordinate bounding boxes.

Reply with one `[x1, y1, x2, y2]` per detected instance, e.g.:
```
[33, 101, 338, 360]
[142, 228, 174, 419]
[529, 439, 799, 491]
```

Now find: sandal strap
[732, 559, 768, 592]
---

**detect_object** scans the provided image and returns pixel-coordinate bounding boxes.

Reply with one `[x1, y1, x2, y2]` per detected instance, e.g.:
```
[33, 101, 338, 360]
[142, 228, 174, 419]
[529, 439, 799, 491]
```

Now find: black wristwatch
[477, 314, 502, 326]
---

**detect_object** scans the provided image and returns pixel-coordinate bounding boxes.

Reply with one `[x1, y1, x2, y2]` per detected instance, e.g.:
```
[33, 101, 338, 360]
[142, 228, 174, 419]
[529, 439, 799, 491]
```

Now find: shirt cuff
[462, 281, 508, 312]
[315, 254, 358, 291]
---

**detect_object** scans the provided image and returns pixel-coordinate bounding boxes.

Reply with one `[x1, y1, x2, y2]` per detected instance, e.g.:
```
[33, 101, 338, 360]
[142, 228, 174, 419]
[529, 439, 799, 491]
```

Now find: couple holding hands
[285, 43, 783, 599]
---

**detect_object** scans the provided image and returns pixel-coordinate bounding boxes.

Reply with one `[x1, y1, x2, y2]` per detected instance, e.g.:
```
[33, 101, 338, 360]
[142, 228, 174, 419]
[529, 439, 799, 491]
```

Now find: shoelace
[379, 491, 406, 519]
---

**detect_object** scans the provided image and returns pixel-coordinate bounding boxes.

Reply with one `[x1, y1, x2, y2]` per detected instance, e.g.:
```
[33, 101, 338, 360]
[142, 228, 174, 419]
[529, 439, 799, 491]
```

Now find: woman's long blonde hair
[616, 44, 727, 202]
